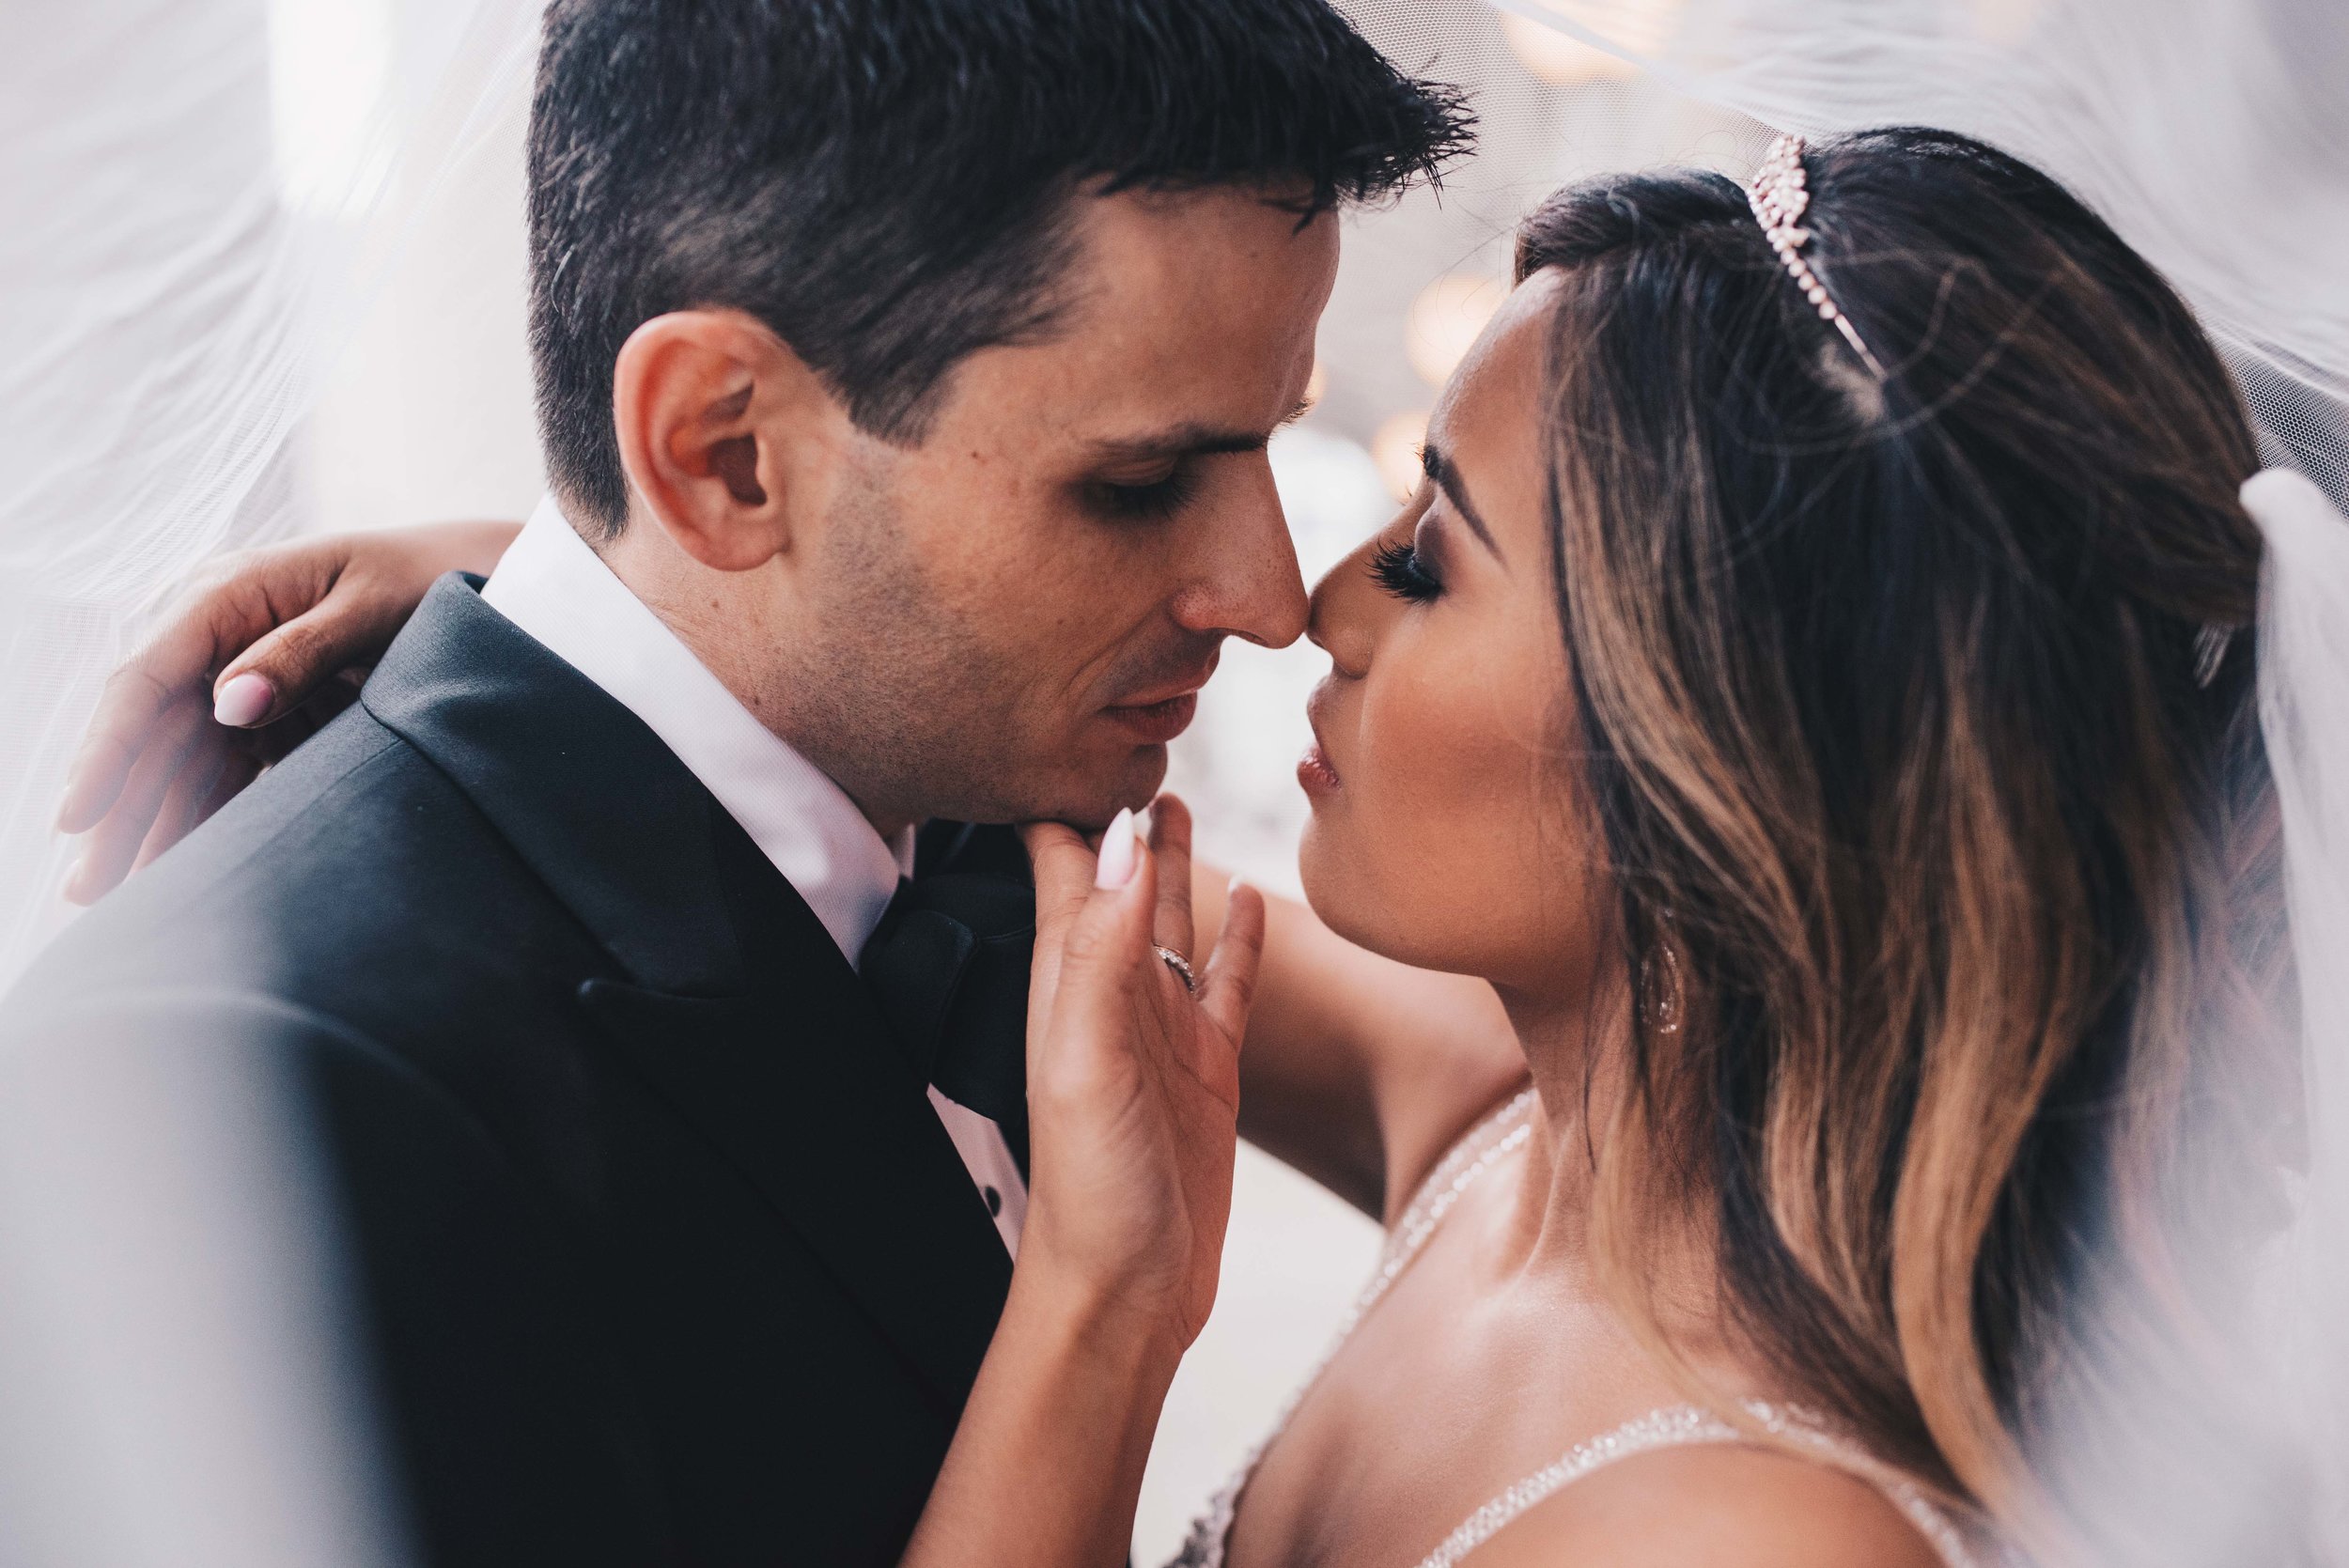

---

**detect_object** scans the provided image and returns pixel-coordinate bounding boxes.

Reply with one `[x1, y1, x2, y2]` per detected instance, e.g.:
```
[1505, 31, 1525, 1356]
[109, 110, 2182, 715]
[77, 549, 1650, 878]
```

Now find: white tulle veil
[2, 0, 2345, 1561]
[1, 5, 540, 1562]
[2248, 463, 2349, 1561]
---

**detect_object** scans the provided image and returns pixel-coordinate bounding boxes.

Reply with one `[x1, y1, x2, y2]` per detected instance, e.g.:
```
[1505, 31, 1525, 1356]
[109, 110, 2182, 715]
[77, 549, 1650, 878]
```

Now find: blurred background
[4, 0, 2344, 1562]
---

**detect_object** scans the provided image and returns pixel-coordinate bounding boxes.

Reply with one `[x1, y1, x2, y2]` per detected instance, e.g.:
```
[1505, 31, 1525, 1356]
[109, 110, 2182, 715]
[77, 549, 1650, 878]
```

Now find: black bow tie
[860, 862, 1034, 1172]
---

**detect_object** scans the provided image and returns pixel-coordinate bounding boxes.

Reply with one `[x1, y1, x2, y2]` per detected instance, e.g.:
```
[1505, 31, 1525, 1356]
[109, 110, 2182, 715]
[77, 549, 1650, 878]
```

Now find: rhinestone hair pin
[1748, 133, 1888, 380]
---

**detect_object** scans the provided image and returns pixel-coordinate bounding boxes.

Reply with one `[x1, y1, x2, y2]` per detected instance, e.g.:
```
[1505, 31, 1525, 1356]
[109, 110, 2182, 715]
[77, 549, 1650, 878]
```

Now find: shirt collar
[480, 495, 913, 964]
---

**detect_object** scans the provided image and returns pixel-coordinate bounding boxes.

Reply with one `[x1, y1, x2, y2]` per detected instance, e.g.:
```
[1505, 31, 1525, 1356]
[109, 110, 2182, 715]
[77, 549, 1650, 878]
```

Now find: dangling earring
[1640, 939, 1686, 1037]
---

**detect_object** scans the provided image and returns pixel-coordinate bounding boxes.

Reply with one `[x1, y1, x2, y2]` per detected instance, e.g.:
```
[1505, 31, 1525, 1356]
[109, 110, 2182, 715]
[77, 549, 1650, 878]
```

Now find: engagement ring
[1153, 945, 1197, 994]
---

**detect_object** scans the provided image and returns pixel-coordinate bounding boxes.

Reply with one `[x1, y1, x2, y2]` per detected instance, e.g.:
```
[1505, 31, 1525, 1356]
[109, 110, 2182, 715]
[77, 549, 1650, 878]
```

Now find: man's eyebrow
[1422, 441, 1500, 557]
[1087, 398, 1315, 464]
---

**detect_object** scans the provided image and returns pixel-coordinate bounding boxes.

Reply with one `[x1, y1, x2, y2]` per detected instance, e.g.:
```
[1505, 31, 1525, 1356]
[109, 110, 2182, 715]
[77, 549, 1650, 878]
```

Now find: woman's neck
[1486, 979, 1728, 1350]
[1488, 984, 1604, 1274]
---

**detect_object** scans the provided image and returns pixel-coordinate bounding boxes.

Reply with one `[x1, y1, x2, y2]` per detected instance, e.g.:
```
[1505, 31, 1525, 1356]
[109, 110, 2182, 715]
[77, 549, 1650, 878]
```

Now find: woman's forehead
[1430, 271, 1560, 428]
[1424, 271, 1563, 532]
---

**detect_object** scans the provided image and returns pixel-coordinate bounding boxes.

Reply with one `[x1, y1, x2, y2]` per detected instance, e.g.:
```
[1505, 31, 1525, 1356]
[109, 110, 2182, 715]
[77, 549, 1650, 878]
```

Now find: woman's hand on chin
[897, 795, 1263, 1568]
[1018, 794, 1263, 1350]
[54, 520, 520, 902]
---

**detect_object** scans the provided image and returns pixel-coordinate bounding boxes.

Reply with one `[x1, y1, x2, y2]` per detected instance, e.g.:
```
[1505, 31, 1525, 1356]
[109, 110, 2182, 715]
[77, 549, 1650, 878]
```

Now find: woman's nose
[1305, 535, 1381, 677]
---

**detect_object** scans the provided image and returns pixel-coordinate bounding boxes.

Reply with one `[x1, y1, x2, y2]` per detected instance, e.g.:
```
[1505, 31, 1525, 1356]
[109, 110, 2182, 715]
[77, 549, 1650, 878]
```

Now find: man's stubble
[770, 460, 1043, 830]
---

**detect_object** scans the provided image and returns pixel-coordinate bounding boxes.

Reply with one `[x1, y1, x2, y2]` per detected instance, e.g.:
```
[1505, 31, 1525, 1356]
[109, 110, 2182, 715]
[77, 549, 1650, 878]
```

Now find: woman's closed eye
[1370, 537, 1443, 603]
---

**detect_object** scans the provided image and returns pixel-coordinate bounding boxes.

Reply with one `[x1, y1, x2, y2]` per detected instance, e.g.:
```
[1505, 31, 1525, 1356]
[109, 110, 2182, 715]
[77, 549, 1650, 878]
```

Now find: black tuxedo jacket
[1, 576, 1024, 1565]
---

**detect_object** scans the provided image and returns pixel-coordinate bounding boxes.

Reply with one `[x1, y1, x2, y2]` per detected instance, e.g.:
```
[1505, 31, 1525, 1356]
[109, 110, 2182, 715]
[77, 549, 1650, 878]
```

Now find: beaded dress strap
[1163, 1087, 1539, 1568]
[1166, 1087, 1979, 1568]
[1408, 1401, 1982, 1568]
[1370, 1086, 1540, 1304]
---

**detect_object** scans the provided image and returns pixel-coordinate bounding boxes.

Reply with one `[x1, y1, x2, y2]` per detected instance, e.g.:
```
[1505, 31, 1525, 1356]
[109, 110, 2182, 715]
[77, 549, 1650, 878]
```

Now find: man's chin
[1039, 743, 1173, 831]
[927, 742, 1169, 832]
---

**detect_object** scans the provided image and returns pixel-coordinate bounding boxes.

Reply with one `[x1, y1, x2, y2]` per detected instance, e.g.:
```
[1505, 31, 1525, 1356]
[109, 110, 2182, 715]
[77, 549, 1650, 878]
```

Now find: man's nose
[1175, 461, 1309, 649]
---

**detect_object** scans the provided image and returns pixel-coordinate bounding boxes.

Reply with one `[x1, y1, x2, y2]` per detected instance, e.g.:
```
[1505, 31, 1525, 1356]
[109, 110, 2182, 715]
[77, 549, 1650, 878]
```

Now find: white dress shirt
[482, 495, 1027, 1255]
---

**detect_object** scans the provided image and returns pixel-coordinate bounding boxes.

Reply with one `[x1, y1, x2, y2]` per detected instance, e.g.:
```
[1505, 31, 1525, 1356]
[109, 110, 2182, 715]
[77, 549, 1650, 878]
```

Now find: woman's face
[1298, 269, 1606, 998]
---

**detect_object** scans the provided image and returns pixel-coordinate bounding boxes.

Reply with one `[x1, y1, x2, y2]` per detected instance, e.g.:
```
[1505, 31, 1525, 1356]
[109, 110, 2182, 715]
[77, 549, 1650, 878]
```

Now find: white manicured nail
[1096, 808, 1139, 889]
[213, 672, 272, 727]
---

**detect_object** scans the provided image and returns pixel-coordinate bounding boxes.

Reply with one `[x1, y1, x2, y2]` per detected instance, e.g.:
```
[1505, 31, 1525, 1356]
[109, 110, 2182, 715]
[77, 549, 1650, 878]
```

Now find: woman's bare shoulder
[1463, 1440, 1952, 1568]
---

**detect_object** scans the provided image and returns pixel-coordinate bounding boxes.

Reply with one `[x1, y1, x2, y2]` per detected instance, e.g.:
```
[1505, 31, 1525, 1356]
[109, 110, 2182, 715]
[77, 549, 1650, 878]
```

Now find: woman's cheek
[1361, 635, 1549, 961]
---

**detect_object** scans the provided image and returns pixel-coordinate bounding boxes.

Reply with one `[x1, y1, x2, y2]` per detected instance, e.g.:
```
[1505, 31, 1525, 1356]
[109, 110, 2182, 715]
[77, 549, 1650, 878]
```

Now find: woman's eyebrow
[1421, 441, 1501, 558]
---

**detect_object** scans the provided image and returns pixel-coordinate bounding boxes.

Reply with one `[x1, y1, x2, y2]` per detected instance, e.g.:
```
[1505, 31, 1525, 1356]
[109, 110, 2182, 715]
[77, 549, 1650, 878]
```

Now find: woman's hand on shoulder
[1468, 1442, 1951, 1568]
[55, 519, 519, 902]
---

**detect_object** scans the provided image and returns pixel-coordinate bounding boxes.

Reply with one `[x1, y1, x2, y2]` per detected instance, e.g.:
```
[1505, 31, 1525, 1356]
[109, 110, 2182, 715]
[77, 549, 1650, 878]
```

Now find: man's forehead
[953, 189, 1334, 443]
[1067, 184, 1337, 308]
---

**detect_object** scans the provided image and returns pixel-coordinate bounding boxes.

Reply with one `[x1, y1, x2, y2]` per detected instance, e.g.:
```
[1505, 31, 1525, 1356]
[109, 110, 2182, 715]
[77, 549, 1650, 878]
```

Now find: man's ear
[610, 308, 838, 572]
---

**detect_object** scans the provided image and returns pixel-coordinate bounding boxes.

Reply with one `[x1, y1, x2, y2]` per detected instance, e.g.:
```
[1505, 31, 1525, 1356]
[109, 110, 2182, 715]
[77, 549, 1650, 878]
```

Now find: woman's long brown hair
[1519, 128, 2306, 1562]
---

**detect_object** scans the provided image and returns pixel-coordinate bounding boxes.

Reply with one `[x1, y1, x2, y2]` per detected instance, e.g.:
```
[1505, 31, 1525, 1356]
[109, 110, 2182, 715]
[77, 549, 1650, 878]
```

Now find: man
[4, 0, 1468, 1561]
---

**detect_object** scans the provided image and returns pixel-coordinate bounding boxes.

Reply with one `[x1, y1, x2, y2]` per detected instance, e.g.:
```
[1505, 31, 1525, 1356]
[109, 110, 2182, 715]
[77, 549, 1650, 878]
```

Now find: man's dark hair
[527, 0, 1472, 536]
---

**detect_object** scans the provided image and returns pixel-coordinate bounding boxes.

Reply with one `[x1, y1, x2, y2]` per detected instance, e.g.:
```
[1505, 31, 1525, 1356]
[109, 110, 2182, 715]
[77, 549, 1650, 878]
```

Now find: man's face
[769, 188, 1335, 831]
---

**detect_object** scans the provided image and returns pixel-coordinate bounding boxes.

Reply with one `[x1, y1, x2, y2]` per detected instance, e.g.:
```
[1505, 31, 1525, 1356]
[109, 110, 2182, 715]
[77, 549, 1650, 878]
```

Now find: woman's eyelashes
[1088, 465, 1201, 522]
[1370, 536, 1443, 602]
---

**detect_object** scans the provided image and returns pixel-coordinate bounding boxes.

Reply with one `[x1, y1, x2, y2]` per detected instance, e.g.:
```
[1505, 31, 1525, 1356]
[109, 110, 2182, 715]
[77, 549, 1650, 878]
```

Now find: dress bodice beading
[1165, 1088, 1981, 1568]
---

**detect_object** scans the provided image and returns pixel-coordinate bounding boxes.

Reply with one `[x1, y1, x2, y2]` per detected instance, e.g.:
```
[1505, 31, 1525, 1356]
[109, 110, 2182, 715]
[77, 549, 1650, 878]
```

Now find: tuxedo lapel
[362, 575, 1013, 1414]
[361, 575, 740, 998]
[578, 984, 1012, 1414]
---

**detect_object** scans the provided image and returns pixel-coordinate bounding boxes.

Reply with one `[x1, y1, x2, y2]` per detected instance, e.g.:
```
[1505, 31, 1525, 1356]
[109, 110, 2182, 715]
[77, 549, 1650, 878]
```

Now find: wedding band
[1153, 945, 1197, 994]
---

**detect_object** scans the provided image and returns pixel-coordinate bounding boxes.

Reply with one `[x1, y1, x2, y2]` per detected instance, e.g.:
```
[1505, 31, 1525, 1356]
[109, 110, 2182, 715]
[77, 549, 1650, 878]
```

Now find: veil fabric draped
[2, 0, 2345, 1561]
[0, 0, 540, 980]
[2249, 466, 2349, 1562]
[0, 5, 537, 1562]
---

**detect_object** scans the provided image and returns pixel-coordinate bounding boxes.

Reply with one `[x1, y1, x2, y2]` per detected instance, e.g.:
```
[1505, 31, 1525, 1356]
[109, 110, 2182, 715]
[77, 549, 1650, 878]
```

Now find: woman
[57, 128, 2310, 1564]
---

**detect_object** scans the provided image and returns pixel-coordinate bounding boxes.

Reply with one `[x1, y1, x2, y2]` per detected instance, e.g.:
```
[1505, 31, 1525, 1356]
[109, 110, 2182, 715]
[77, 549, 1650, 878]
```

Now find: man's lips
[1103, 691, 1199, 744]
[1102, 653, 1218, 745]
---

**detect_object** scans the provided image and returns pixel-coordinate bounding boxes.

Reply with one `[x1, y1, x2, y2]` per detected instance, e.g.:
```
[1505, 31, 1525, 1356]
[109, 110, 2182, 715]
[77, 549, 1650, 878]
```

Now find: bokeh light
[1404, 273, 1505, 388]
[1968, 0, 2044, 45]
[1371, 410, 1430, 502]
[1498, 0, 1683, 86]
